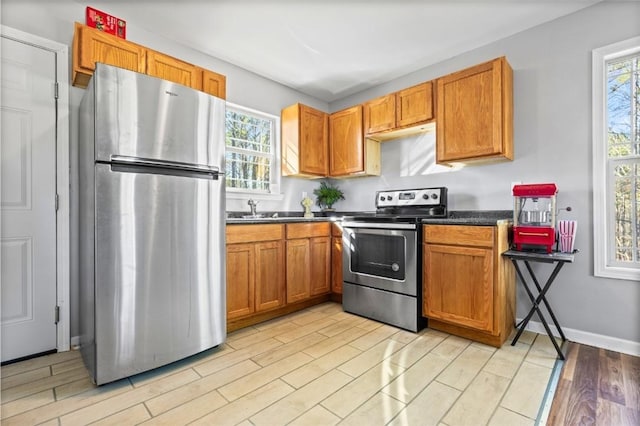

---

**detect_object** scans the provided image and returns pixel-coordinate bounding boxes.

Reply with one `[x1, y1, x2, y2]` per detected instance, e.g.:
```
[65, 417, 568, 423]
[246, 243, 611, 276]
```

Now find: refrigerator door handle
[109, 155, 222, 179]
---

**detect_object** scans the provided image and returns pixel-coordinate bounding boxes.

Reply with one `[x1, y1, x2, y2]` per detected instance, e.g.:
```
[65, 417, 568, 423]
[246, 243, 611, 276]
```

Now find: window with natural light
[593, 36, 640, 281]
[225, 103, 279, 195]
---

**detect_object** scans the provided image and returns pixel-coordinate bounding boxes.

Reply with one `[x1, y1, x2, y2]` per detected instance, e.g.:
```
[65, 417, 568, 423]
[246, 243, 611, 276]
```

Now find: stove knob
[422, 193, 429, 199]
[380, 196, 386, 202]
[431, 193, 439, 199]
[388, 196, 393, 201]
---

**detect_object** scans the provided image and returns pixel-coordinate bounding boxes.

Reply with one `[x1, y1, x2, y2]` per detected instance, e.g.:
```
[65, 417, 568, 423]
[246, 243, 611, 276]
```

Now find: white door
[1, 35, 58, 362]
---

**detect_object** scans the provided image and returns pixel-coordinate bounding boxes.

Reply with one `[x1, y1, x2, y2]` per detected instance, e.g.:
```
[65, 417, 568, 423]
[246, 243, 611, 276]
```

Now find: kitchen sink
[241, 214, 265, 219]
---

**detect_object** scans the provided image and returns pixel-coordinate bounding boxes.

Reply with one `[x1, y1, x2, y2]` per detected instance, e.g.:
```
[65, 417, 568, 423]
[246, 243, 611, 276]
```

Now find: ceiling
[79, 0, 601, 102]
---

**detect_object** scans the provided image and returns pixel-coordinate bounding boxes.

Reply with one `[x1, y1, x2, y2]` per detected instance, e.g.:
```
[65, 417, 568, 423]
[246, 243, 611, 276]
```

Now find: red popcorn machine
[513, 183, 557, 253]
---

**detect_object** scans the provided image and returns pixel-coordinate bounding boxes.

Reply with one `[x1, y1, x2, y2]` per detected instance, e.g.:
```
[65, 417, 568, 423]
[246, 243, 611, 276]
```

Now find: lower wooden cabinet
[226, 225, 285, 321]
[286, 223, 331, 303]
[423, 224, 514, 347]
[226, 243, 255, 319]
[226, 222, 334, 330]
[285, 238, 311, 303]
[254, 241, 286, 312]
[331, 224, 343, 294]
[310, 237, 331, 296]
[424, 243, 494, 332]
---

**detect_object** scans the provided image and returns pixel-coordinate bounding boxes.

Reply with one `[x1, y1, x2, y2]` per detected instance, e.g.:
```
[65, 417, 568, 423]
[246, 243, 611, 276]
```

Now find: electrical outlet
[302, 191, 307, 199]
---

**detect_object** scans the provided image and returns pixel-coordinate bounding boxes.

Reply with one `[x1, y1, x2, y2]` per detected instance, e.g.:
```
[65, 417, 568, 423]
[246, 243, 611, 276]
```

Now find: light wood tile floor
[1, 302, 560, 425]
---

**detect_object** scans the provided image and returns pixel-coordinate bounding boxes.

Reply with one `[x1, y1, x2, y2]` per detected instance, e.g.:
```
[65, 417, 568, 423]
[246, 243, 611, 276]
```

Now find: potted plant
[313, 181, 345, 211]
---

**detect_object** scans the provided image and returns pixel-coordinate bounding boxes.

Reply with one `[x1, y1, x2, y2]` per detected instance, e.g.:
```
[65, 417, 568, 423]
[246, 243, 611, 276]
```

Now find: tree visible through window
[606, 53, 640, 265]
[225, 105, 275, 192]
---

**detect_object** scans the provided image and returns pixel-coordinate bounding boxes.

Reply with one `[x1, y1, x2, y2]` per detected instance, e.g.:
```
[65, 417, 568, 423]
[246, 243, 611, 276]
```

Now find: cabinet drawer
[227, 224, 284, 244]
[286, 222, 330, 239]
[424, 225, 494, 248]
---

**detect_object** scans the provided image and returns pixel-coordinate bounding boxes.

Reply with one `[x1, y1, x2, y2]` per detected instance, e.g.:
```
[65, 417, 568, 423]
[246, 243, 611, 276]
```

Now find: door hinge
[55, 193, 59, 212]
[55, 306, 60, 324]
[54, 81, 59, 100]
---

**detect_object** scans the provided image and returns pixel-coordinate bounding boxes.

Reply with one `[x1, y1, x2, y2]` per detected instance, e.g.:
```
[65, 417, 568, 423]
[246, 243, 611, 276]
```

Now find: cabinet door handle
[519, 231, 550, 237]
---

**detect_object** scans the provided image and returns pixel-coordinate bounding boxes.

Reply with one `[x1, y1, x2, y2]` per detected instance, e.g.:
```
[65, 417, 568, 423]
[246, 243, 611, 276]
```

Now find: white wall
[2, 0, 638, 347]
[1, 0, 329, 338]
[330, 1, 640, 345]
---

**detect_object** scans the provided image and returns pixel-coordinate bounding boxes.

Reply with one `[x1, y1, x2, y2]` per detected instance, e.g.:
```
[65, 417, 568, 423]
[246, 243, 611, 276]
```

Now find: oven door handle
[366, 261, 401, 272]
[342, 221, 417, 230]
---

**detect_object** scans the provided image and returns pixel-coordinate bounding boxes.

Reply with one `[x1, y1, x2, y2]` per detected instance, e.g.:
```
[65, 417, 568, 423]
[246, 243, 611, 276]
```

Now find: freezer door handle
[108, 155, 222, 179]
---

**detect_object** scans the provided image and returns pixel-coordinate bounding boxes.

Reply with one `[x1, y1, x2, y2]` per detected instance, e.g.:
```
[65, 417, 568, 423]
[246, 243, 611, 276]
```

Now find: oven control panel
[376, 187, 446, 208]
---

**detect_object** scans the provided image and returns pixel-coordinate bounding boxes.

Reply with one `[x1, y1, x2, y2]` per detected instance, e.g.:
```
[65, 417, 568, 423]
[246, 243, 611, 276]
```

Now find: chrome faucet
[248, 199, 258, 216]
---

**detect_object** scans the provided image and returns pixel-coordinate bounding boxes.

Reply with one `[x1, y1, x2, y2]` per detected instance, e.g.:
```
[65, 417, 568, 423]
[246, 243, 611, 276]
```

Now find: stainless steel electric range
[341, 187, 448, 332]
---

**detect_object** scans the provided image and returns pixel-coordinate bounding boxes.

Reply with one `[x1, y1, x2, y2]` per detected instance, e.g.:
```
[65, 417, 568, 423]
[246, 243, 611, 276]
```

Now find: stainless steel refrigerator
[78, 63, 226, 385]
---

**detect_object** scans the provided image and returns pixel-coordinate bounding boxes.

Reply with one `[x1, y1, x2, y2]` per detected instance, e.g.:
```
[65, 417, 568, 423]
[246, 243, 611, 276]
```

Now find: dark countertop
[226, 216, 338, 224]
[421, 210, 513, 226]
[225, 211, 348, 225]
[226, 210, 512, 226]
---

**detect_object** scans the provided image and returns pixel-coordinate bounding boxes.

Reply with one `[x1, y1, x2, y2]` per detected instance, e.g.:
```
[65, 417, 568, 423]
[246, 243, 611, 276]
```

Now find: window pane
[614, 170, 632, 261]
[225, 152, 271, 191]
[226, 110, 272, 154]
[612, 162, 639, 262]
[224, 106, 275, 193]
[606, 52, 640, 268]
[607, 55, 639, 157]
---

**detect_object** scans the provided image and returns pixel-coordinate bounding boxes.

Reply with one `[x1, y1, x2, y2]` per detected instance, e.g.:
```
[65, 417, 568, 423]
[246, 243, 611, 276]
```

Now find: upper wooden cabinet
[363, 94, 396, 134]
[146, 49, 202, 89]
[331, 223, 343, 295]
[364, 81, 435, 141]
[201, 69, 227, 99]
[281, 103, 329, 177]
[397, 82, 434, 127]
[72, 22, 146, 88]
[72, 22, 226, 99]
[436, 56, 513, 164]
[329, 105, 380, 177]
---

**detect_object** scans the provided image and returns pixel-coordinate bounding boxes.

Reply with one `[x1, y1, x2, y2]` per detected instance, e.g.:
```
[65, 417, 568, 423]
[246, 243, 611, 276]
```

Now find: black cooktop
[343, 206, 448, 223]
[343, 187, 448, 223]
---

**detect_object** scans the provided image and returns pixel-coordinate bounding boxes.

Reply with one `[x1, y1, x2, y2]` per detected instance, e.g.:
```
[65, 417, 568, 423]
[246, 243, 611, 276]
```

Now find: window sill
[594, 265, 640, 282]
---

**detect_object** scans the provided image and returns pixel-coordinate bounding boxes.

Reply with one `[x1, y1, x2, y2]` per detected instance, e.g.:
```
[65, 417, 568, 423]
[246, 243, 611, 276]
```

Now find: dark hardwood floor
[548, 342, 640, 425]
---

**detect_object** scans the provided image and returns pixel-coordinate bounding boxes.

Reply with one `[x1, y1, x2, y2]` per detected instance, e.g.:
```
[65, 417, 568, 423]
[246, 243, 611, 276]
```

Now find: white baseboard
[517, 318, 640, 357]
[71, 325, 639, 356]
[70, 335, 81, 350]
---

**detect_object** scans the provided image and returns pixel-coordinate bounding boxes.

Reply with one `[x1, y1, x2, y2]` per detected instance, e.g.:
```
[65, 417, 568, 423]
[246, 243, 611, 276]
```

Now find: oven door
[342, 222, 417, 296]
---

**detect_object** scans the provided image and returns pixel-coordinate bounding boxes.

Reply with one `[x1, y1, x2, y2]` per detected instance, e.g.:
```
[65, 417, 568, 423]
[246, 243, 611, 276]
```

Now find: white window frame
[224, 102, 282, 201]
[592, 36, 640, 281]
